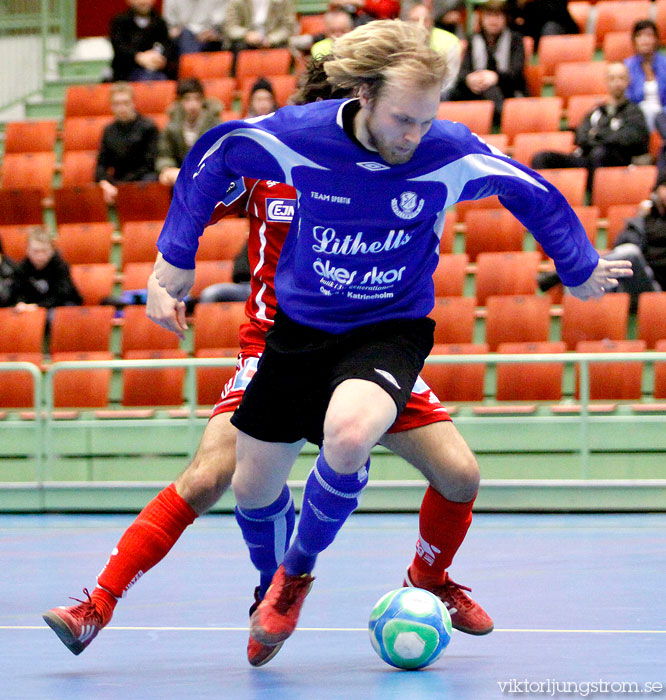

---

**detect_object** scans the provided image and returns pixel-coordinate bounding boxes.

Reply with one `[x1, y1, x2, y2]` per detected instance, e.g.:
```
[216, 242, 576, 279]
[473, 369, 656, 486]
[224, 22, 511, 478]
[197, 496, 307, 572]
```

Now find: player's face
[360, 81, 441, 165]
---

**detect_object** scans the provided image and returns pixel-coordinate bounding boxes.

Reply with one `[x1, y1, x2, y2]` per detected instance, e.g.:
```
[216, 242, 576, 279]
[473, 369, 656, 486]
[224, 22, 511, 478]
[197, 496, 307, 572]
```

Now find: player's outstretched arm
[566, 258, 634, 301]
[146, 267, 188, 340]
[153, 251, 195, 302]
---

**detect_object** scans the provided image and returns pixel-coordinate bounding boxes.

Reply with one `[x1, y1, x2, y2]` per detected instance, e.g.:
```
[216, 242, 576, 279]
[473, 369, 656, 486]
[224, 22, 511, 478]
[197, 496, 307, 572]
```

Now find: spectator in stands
[12, 229, 82, 311]
[225, 0, 298, 50]
[163, 0, 227, 55]
[157, 78, 221, 188]
[245, 77, 278, 117]
[405, 3, 462, 98]
[95, 82, 160, 206]
[199, 241, 252, 302]
[531, 62, 650, 191]
[0, 236, 18, 308]
[539, 172, 666, 300]
[304, 9, 354, 58]
[625, 19, 666, 132]
[110, 0, 177, 82]
[450, 0, 526, 125]
[505, 0, 579, 50]
[402, 0, 466, 38]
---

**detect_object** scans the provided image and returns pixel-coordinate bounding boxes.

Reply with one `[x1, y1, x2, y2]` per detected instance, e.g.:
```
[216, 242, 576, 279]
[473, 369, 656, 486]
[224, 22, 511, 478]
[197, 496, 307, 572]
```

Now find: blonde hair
[325, 20, 449, 99]
[27, 227, 54, 248]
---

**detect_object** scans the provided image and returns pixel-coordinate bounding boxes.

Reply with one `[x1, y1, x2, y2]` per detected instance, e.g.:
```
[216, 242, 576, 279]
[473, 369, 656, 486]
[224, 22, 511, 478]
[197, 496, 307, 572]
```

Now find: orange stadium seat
[4, 120, 58, 154]
[121, 305, 181, 355]
[482, 133, 509, 153]
[475, 251, 541, 306]
[221, 110, 243, 122]
[554, 61, 608, 105]
[0, 306, 47, 353]
[1, 152, 55, 195]
[122, 262, 154, 291]
[0, 188, 44, 225]
[592, 166, 657, 216]
[65, 84, 113, 117]
[299, 14, 326, 35]
[657, 0, 666, 43]
[437, 101, 494, 135]
[485, 294, 551, 351]
[195, 347, 239, 405]
[605, 204, 639, 248]
[122, 349, 187, 406]
[70, 264, 116, 305]
[54, 185, 108, 224]
[62, 116, 112, 152]
[190, 260, 234, 297]
[534, 168, 587, 207]
[511, 131, 575, 167]
[57, 222, 113, 264]
[239, 74, 299, 112]
[524, 64, 545, 98]
[654, 339, 666, 398]
[235, 48, 292, 80]
[121, 220, 162, 265]
[51, 351, 113, 408]
[568, 2, 591, 34]
[420, 343, 489, 403]
[60, 151, 98, 187]
[535, 205, 599, 257]
[637, 292, 666, 349]
[0, 225, 31, 259]
[455, 195, 501, 220]
[0, 353, 42, 408]
[602, 31, 635, 61]
[115, 182, 172, 226]
[201, 78, 237, 110]
[194, 301, 248, 352]
[500, 97, 562, 143]
[132, 81, 176, 115]
[439, 211, 456, 254]
[496, 341, 566, 401]
[198, 218, 249, 261]
[429, 296, 476, 344]
[432, 253, 469, 296]
[463, 208, 525, 261]
[575, 339, 646, 400]
[561, 294, 630, 349]
[594, 1, 651, 46]
[537, 34, 595, 78]
[49, 306, 115, 353]
[565, 93, 607, 129]
[179, 51, 234, 79]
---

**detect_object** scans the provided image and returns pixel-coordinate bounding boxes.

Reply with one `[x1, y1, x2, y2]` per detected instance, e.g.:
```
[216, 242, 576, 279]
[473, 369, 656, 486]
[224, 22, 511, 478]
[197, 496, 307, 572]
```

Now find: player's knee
[433, 451, 480, 503]
[323, 416, 374, 472]
[176, 453, 234, 514]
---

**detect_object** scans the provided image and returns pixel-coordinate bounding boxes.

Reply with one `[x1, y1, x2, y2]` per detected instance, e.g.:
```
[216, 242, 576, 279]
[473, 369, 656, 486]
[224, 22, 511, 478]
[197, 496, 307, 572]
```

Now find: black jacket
[617, 206, 666, 289]
[95, 115, 159, 183]
[575, 100, 650, 163]
[13, 252, 82, 308]
[0, 255, 18, 307]
[110, 9, 176, 81]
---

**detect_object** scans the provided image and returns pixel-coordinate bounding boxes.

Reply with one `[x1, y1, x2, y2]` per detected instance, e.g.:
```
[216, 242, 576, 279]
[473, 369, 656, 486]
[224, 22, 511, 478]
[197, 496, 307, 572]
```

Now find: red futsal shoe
[249, 565, 314, 646]
[247, 586, 285, 667]
[404, 569, 494, 635]
[42, 588, 106, 655]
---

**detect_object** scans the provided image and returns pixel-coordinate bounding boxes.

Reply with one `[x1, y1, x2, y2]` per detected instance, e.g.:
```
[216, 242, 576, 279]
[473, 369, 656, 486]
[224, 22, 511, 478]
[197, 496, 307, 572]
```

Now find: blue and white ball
[368, 587, 452, 670]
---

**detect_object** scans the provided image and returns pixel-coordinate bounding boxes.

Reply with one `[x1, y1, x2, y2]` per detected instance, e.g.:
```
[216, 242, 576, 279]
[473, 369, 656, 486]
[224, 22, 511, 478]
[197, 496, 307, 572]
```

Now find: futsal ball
[368, 587, 452, 670]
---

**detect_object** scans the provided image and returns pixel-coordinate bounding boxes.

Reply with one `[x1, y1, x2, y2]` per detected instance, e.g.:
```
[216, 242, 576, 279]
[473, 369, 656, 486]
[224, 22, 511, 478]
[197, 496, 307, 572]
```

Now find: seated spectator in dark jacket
[157, 78, 221, 187]
[450, 0, 526, 125]
[13, 229, 82, 311]
[506, 0, 579, 50]
[110, 0, 177, 82]
[531, 62, 649, 191]
[540, 172, 666, 300]
[0, 236, 18, 307]
[95, 82, 159, 205]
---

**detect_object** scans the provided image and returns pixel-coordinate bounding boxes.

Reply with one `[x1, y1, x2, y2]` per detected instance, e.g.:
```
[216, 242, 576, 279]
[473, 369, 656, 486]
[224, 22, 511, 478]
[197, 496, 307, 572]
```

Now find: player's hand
[153, 251, 195, 301]
[566, 258, 633, 301]
[146, 271, 188, 340]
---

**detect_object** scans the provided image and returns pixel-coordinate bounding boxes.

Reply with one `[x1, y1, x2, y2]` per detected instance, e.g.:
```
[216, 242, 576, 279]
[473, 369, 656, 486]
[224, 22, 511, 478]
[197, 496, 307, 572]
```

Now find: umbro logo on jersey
[356, 161, 390, 171]
[266, 198, 296, 222]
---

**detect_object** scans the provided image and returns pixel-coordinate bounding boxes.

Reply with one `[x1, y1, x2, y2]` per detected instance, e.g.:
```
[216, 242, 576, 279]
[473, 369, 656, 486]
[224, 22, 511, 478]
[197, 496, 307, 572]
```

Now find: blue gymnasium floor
[1, 513, 665, 700]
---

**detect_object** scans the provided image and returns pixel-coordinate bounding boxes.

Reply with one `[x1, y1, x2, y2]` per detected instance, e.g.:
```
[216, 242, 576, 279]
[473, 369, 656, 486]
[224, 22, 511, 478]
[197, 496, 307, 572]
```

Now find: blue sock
[235, 485, 295, 597]
[283, 453, 370, 576]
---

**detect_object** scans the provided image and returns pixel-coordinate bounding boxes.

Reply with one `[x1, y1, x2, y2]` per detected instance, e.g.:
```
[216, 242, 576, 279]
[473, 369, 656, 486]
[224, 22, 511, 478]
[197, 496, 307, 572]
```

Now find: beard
[365, 117, 417, 166]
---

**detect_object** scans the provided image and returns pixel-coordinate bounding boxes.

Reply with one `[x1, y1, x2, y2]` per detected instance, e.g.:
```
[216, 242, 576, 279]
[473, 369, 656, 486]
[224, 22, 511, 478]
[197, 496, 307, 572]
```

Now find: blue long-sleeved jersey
[158, 99, 599, 333]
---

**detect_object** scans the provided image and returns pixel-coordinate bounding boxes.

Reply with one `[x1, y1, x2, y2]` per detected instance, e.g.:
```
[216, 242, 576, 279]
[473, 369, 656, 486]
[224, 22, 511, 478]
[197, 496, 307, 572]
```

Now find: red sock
[93, 484, 197, 624]
[409, 486, 476, 587]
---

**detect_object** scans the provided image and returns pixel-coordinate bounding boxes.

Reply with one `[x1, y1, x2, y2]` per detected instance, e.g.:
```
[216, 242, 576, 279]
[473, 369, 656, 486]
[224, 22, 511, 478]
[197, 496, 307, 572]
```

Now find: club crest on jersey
[266, 198, 296, 222]
[357, 161, 390, 171]
[391, 191, 424, 219]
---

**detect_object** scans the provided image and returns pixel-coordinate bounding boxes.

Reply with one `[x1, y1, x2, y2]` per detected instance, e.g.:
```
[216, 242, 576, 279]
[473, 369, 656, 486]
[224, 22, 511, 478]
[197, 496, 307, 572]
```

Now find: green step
[58, 58, 110, 80]
[43, 75, 100, 100]
[24, 96, 63, 120]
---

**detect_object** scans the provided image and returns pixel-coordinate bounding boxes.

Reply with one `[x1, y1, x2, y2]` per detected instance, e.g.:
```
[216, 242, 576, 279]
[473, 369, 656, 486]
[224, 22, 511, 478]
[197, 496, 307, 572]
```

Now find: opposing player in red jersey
[42, 58, 491, 665]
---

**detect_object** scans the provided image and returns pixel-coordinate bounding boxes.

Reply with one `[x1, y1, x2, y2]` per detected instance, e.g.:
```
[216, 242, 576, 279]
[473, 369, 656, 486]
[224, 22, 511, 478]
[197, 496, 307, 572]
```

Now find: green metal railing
[1, 351, 665, 486]
[0, 0, 75, 111]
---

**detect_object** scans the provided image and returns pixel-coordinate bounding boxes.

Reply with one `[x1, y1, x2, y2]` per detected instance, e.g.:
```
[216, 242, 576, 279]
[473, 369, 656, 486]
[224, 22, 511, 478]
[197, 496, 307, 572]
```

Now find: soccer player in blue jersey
[154, 20, 632, 661]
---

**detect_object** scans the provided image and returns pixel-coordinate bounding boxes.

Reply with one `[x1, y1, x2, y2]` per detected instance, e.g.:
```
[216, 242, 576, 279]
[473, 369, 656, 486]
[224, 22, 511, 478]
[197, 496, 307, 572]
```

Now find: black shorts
[230, 309, 435, 446]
